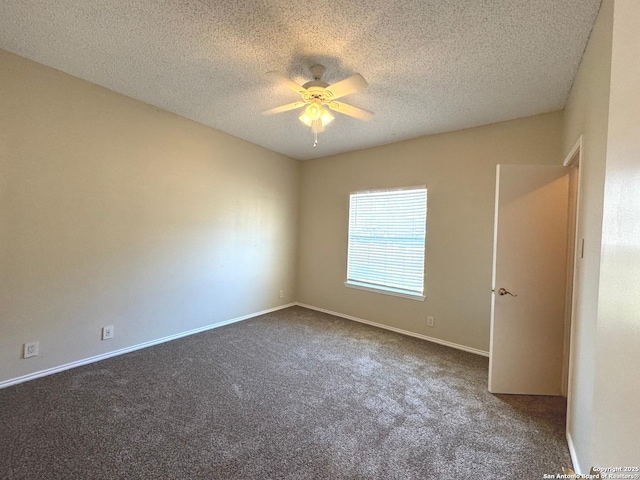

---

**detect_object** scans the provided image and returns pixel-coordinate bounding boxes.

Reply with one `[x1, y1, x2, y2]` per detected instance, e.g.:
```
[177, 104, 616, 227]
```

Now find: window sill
[344, 281, 426, 301]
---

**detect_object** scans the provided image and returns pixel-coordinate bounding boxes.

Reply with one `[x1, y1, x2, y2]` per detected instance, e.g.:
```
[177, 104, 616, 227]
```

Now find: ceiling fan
[263, 65, 373, 147]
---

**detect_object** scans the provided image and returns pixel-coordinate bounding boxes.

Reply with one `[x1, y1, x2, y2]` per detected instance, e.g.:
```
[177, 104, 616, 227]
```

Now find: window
[345, 187, 427, 300]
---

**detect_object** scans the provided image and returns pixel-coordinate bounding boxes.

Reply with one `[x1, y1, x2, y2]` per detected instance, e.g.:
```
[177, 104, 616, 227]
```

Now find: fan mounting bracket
[309, 64, 325, 81]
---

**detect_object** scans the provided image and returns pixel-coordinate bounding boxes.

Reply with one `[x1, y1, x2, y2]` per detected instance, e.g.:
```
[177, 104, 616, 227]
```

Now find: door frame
[562, 136, 583, 405]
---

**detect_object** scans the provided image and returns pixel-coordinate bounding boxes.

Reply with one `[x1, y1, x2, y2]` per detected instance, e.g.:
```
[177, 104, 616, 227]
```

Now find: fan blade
[324, 74, 368, 100]
[262, 101, 306, 115]
[265, 71, 307, 95]
[327, 101, 373, 121]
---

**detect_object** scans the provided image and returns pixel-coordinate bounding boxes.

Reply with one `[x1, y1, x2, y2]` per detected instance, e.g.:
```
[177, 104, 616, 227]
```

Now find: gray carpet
[0, 306, 572, 479]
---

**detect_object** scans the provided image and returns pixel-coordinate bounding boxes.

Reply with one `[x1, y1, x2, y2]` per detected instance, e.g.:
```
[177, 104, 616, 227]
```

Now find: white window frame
[344, 186, 427, 301]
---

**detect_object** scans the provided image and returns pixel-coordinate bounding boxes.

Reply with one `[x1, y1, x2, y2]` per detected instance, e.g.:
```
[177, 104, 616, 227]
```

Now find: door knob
[495, 287, 517, 297]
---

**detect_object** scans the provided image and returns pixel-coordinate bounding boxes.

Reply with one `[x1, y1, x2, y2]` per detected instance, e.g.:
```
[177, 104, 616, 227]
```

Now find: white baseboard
[295, 303, 489, 357]
[2, 302, 487, 389]
[566, 430, 582, 474]
[0, 303, 295, 390]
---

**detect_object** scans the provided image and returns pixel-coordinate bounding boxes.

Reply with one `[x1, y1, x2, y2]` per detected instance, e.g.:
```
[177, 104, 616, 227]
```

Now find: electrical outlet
[278, 289, 284, 299]
[24, 341, 39, 358]
[102, 325, 114, 340]
[427, 316, 435, 327]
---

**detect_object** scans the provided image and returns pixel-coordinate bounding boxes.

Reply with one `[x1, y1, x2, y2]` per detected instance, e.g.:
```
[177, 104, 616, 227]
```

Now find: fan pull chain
[313, 132, 318, 148]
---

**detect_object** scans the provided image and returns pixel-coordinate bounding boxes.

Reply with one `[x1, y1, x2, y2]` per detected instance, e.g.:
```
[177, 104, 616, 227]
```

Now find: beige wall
[594, 0, 640, 465]
[5, 7, 638, 465]
[561, 0, 613, 471]
[297, 112, 563, 353]
[0, 49, 299, 384]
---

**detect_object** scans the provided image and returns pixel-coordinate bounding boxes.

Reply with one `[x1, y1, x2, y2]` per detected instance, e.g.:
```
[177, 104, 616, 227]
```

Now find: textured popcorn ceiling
[0, 0, 600, 160]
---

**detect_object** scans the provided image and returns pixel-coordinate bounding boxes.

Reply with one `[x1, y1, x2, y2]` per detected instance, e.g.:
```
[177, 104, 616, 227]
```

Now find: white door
[489, 164, 570, 395]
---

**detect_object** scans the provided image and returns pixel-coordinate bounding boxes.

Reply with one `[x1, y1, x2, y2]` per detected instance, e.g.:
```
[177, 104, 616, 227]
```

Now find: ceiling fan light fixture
[299, 103, 320, 126]
[299, 103, 334, 128]
[320, 108, 334, 126]
[298, 111, 312, 127]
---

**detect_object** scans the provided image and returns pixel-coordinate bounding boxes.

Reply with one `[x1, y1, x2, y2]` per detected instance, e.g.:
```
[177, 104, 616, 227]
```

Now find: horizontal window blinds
[347, 188, 427, 295]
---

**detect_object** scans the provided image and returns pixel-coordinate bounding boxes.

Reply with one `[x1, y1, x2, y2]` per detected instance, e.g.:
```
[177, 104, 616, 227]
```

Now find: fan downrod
[303, 65, 329, 90]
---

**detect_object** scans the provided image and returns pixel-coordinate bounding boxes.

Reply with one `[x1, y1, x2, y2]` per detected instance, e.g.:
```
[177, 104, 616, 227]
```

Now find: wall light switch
[24, 341, 39, 358]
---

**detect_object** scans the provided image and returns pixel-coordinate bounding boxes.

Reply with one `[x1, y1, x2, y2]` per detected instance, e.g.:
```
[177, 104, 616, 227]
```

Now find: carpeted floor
[0, 306, 572, 479]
